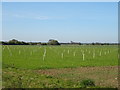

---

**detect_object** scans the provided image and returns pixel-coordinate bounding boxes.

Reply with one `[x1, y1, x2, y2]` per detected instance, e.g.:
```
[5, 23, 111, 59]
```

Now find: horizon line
[1, 40, 118, 43]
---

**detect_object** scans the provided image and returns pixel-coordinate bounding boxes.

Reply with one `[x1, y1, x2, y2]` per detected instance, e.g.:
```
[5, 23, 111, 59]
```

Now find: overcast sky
[2, 2, 118, 43]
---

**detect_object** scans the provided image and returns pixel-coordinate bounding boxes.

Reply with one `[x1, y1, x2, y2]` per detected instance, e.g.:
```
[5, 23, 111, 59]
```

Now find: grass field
[2, 45, 118, 88]
[2, 45, 118, 69]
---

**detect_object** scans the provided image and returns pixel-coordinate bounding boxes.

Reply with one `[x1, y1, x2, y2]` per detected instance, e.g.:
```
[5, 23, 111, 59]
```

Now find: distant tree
[33, 43, 38, 45]
[0, 41, 2, 45]
[101, 43, 104, 45]
[8, 39, 19, 45]
[37, 42, 41, 45]
[95, 42, 101, 45]
[1, 41, 8, 45]
[48, 39, 60, 45]
[92, 42, 95, 45]
[41, 43, 47, 45]
[28, 42, 37, 45]
[104, 43, 110, 45]
[21, 41, 29, 45]
[79, 42, 82, 45]
[8, 39, 29, 45]
[29, 42, 33, 45]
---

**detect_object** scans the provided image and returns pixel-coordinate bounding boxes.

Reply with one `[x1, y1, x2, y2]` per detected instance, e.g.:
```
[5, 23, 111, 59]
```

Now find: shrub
[80, 79, 95, 88]
[48, 39, 60, 45]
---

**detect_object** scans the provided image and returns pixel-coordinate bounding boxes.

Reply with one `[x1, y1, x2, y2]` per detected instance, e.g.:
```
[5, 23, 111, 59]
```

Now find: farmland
[2, 45, 118, 88]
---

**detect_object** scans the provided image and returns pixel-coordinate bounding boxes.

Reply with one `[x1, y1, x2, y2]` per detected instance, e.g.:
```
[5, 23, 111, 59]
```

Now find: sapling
[99, 51, 101, 56]
[82, 53, 85, 61]
[104, 52, 106, 55]
[6, 45, 12, 56]
[43, 48, 46, 61]
[73, 52, 76, 56]
[3, 47, 5, 50]
[93, 52, 95, 59]
[30, 51, 32, 55]
[89, 51, 90, 54]
[19, 50, 21, 54]
[68, 50, 69, 54]
[61, 53, 64, 59]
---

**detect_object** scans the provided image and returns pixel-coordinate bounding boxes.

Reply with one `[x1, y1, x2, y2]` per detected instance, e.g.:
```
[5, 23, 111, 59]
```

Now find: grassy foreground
[2, 45, 118, 88]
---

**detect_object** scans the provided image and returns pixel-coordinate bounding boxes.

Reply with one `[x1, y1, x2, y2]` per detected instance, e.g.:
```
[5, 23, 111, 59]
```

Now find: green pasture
[2, 45, 118, 69]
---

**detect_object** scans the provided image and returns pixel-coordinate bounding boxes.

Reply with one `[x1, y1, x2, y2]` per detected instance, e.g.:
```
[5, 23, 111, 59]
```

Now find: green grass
[2, 67, 80, 88]
[2, 45, 118, 88]
[2, 66, 118, 88]
[2, 45, 118, 69]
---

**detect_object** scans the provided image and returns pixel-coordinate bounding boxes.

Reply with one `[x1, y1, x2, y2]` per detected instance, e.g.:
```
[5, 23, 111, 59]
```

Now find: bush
[41, 43, 47, 45]
[80, 79, 95, 88]
[48, 39, 60, 45]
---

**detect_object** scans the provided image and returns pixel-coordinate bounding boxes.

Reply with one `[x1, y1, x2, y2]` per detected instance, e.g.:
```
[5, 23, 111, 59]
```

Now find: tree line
[0, 39, 60, 45]
[0, 39, 118, 45]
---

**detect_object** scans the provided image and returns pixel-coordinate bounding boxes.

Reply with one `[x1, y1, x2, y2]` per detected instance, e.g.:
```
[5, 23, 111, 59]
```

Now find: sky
[2, 2, 118, 43]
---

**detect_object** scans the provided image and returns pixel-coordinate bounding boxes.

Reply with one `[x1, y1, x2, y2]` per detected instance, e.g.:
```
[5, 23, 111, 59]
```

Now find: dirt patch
[36, 66, 118, 76]
[35, 66, 118, 88]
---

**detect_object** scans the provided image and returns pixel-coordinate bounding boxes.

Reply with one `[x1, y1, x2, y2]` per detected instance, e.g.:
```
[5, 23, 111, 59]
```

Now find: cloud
[34, 16, 49, 20]
[13, 14, 25, 18]
[13, 14, 49, 20]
